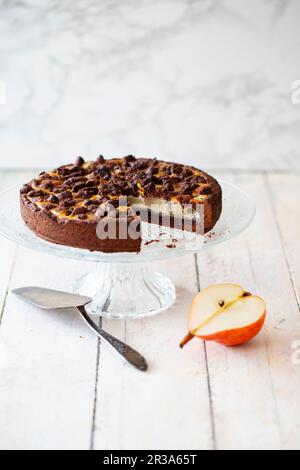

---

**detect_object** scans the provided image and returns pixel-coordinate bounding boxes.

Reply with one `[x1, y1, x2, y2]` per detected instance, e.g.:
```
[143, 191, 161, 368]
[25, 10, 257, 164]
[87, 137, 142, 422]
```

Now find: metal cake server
[12, 286, 148, 372]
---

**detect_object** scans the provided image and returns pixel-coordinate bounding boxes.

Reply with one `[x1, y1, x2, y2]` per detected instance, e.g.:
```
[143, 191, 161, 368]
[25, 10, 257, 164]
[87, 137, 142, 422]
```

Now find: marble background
[0, 0, 299, 170]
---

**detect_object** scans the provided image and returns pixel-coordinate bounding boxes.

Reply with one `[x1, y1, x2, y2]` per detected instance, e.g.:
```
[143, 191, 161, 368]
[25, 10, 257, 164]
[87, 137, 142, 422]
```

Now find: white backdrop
[0, 0, 299, 170]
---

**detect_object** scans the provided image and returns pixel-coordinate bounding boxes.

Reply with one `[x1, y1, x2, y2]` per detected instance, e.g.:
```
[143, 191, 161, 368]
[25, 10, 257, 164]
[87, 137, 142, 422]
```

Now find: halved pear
[180, 283, 266, 347]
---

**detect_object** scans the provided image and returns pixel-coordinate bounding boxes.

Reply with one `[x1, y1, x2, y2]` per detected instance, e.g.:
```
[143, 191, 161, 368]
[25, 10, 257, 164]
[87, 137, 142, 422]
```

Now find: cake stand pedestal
[73, 262, 175, 318]
[0, 181, 255, 319]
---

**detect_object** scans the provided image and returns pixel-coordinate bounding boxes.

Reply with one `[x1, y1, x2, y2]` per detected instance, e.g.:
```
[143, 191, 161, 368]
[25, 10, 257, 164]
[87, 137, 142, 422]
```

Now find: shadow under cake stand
[0, 181, 255, 319]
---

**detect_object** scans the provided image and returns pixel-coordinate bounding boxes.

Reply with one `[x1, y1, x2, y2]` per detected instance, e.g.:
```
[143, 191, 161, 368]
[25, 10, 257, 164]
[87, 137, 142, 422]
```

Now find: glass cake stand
[0, 182, 255, 319]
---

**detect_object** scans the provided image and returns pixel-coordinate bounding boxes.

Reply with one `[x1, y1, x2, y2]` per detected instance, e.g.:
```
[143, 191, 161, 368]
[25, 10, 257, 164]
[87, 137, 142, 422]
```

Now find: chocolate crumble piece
[65, 176, 87, 185]
[58, 198, 74, 209]
[78, 187, 98, 198]
[86, 179, 99, 187]
[40, 181, 53, 190]
[84, 198, 97, 207]
[144, 181, 155, 193]
[73, 182, 87, 192]
[72, 206, 88, 215]
[47, 195, 59, 204]
[52, 185, 64, 194]
[44, 203, 56, 210]
[198, 185, 212, 195]
[20, 184, 32, 194]
[183, 169, 193, 177]
[75, 156, 85, 167]
[58, 190, 73, 201]
[124, 154, 136, 162]
[28, 190, 45, 198]
[162, 182, 174, 193]
[97, 155, 105, 163]
[95, 166, 111, 179]
[57, 167, 71, 177]
[172, 165, 182, 174]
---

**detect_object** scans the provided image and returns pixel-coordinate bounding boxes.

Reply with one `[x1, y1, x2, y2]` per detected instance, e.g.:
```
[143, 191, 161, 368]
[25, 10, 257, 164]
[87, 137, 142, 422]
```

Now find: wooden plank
[0, 245, 99, 449]
[196, 173, 300, 450]
[0, 171, 33, 323]
[267, 173, 300, 307]
[93, 255, 214, 450]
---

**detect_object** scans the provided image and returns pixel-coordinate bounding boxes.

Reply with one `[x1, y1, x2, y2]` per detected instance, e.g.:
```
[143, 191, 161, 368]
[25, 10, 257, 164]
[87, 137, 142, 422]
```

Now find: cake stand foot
[73, 262, 176, 319]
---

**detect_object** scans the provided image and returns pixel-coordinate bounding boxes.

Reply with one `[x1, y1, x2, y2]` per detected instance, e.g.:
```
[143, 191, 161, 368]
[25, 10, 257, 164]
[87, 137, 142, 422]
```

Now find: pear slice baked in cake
[20, 155, 222, 253]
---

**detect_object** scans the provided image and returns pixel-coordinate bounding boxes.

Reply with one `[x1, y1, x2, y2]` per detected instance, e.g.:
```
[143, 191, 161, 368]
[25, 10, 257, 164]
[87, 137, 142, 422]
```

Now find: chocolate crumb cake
[20, 156, 222, 253]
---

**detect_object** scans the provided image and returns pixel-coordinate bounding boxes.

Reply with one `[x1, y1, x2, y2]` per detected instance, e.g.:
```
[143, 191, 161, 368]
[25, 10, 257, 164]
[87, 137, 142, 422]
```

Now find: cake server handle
[76, 306, 148, 372]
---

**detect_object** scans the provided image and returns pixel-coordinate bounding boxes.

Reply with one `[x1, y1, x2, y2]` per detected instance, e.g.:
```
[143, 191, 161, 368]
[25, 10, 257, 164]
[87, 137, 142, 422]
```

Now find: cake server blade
[12, 286, 92, 309]
[12, 286, 148, 372]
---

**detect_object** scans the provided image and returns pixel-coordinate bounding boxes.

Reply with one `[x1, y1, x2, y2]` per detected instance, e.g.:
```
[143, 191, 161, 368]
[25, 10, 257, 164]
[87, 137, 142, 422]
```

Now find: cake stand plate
[0, 181, 255, 318]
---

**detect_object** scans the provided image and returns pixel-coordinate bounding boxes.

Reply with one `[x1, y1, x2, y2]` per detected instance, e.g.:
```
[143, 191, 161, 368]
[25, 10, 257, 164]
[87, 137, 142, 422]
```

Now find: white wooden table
[0, 170, 299, 450]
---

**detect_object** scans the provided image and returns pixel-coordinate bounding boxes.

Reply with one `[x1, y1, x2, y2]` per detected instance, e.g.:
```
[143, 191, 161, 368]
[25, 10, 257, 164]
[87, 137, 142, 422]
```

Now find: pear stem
[180, 333, 194, 348]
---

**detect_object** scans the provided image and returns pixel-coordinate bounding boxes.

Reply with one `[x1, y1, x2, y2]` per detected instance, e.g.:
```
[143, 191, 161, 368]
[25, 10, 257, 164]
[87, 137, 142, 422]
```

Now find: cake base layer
[21, 197, 142, 253]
